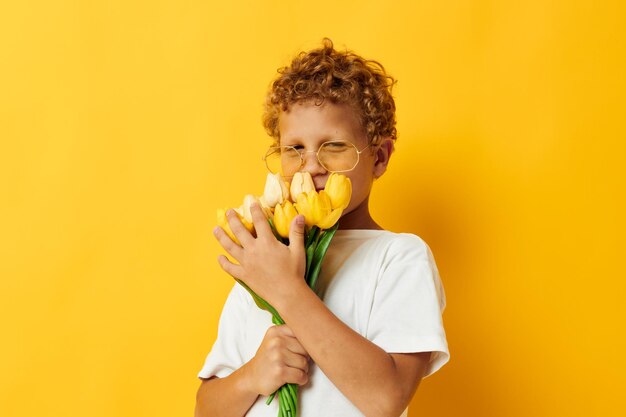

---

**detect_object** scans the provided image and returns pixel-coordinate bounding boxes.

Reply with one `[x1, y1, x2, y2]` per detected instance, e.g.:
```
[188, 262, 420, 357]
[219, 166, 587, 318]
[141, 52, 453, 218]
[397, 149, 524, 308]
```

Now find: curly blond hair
[262, 38, 397, 147]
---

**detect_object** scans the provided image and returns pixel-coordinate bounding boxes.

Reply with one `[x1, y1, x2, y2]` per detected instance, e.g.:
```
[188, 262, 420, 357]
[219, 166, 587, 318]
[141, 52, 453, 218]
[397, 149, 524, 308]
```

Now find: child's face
[277, 100, 380, 219]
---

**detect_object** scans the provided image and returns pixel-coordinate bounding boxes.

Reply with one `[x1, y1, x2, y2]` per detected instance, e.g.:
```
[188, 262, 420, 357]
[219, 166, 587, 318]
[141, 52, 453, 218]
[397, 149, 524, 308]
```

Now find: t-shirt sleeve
[366, 234, 450, 378]
[197, 283, 250, 379]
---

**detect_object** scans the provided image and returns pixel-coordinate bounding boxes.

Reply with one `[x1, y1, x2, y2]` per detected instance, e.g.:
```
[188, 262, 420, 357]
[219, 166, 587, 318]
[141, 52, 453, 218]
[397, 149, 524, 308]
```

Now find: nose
[300, 151, 327, 177]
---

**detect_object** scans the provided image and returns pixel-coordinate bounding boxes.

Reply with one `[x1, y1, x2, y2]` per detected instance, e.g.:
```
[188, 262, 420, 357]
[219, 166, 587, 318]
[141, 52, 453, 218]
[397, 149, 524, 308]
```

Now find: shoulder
[331, 229, 435, 266]
[371, 231, 445, 310]
[372, 231, 434, 264]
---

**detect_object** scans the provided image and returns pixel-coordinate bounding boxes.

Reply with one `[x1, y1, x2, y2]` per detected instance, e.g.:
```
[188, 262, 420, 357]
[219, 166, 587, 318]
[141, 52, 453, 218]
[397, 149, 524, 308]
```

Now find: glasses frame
[263, 140, 372, 176]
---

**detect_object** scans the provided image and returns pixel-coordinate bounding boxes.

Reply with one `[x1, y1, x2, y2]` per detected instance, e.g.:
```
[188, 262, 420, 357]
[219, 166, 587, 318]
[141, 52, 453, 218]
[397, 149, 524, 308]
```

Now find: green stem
[277, 389, 285, 417]
[287, 383, 298, 411]
[305, 241, 316, 282]
[305, 226, 319, 247]
[235, 279, 284, 324]
[281, 385, 294, 416]
[308, 223, 339, 291]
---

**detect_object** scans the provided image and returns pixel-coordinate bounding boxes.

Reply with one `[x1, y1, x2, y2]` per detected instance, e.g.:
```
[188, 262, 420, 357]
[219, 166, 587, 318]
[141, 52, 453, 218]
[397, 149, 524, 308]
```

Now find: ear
[373, 138, 394, 179]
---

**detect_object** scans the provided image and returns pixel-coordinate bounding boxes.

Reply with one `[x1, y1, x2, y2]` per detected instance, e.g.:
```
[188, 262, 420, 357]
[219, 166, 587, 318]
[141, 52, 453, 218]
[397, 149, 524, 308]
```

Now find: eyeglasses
[263, 140, 371, 177]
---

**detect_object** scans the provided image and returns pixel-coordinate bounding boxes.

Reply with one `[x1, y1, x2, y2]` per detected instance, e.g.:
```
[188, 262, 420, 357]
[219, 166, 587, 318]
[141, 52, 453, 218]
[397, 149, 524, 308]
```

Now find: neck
[338, 197, 382, 230]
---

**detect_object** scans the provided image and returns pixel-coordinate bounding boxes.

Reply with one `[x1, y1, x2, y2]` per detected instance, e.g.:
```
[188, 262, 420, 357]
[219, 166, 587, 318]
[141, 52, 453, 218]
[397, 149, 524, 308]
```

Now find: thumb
[289, 214, 305, 249]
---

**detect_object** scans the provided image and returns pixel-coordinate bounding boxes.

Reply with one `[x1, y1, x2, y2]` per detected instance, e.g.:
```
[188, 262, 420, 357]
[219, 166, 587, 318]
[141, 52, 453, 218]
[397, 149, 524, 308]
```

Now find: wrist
[233, 361, 261, 398]
[274, 277, 316, 319]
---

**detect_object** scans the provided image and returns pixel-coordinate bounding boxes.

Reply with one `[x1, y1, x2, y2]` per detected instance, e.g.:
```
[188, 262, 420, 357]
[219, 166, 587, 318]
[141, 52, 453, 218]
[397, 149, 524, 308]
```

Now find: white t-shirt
[198, 229, 450, 417]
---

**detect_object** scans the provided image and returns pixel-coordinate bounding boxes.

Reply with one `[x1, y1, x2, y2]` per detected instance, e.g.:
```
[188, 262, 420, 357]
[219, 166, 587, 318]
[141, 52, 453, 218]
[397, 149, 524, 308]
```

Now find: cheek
[346, 172, 374, 208]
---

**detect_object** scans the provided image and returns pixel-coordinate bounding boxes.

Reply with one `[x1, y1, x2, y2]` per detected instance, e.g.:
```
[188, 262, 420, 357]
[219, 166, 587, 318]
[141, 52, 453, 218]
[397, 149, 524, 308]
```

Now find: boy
[195, 38, 449, 417]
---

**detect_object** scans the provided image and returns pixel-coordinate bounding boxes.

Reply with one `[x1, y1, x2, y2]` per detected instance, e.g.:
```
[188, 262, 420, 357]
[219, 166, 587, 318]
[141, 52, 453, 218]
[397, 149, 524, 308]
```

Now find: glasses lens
[318, 141, 359, 172]
[264, 147, 302, 176]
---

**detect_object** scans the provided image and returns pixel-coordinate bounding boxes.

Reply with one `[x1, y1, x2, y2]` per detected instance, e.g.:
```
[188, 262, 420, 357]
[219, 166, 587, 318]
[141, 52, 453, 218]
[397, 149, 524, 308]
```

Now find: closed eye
[324, 141, 350, 149]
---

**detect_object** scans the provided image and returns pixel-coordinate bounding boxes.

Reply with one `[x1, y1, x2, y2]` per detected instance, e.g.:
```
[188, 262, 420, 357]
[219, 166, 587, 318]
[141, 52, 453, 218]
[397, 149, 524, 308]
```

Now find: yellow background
[1, 1, 624, 416]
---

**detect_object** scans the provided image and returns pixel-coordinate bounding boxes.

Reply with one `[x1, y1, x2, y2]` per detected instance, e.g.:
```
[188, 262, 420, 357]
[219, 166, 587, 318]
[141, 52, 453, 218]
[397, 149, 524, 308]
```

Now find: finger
[213, 226, 244, 261]
[274, 324, 295, 337]
[217, 254, 244, 279]
[285, 337, 309, 358]
[282, 366, 309, 386]
[274, 325, 309, 357]
[250, 202, 273, 237]
[282, 350, 310, 373]
[226, 209, 254, 247]
[288, 214, 305, 250]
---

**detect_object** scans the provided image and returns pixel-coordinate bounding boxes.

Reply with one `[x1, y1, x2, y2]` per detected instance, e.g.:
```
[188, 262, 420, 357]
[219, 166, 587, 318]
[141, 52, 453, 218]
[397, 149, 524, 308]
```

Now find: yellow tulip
[290, 171, 315, 200]
[217, 208, 253, 245]
[295, 191, 321, 228]
[316, 193, 343, 229]
[217, 208, 238, 243]
[273, 200, 298, 238]
[295, 190, 343, 229]
[324, 173, 352, 210]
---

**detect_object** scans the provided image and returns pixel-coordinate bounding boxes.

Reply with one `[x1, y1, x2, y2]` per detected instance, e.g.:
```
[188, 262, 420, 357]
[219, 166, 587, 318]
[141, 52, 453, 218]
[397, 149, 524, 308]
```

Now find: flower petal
[325, 173, 352, 210]
[316, 207, 343, 229]
[217, 208, 240, 244]
[262, 173, 286, 207]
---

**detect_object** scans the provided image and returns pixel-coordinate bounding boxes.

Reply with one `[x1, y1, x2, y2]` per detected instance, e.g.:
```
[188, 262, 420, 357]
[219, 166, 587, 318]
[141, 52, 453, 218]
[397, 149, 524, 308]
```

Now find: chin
[340, 206, 356, 218]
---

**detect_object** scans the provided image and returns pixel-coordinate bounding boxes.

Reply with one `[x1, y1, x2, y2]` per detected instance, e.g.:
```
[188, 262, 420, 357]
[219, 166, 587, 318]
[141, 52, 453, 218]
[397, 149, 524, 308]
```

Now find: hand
[214, 202, 307, 307]
[243, 325, 310, 396]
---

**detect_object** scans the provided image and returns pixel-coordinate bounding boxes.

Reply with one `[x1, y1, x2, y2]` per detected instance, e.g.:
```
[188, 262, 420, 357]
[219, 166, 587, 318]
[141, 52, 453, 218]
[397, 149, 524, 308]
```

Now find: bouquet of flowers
[217, 171, 352, 417]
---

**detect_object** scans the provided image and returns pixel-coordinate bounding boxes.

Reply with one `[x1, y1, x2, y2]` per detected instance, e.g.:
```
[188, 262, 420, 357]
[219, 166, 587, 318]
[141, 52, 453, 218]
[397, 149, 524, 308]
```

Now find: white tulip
[260, 173, 289, 208]
[289, 172, 315, 200]
[240, 194, 258, 223]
